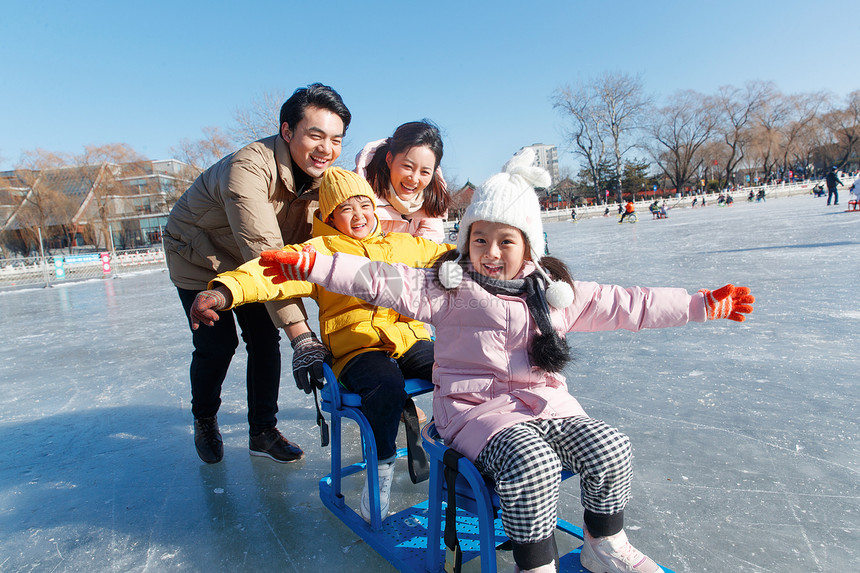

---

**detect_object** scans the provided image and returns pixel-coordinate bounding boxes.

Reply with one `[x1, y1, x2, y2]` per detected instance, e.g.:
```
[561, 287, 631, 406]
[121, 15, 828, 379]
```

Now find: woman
[355, 120, 450, 242]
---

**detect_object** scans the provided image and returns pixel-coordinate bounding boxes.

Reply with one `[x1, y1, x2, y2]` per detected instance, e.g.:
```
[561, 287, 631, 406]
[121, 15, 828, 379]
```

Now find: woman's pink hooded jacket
[306, 252, 707, 461]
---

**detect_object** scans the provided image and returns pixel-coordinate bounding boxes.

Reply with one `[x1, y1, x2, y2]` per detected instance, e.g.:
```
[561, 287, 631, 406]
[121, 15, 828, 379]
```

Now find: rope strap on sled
[443, 448, 465, 573]
[402, 398, 429, 483]
[312, 387, 329, 447]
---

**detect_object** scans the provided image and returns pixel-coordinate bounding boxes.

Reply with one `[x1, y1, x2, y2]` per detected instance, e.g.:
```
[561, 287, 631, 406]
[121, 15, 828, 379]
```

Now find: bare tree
[8, 150, 78, 253]
[749, 90, 792, 181]
[554, 72, 649, 204]
[231, 89, 286, 145]
[169, 90, 285, 184]
[778, 92, 829, 175]
[553, 86, 608, 204]
[170, 126, 235, 175]
[596, 73, 651, 202]
[697, 139, 731, 189]
[819, 90, 860, 170]
[649, 90, 718, 194]
[714, 81, 772, 187]
[792, 110, 829, 176]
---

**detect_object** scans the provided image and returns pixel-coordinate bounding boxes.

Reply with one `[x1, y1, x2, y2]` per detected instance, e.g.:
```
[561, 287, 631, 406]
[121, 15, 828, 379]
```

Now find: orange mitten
[260, 245, 317, 284]
[699, 284, 755, 322]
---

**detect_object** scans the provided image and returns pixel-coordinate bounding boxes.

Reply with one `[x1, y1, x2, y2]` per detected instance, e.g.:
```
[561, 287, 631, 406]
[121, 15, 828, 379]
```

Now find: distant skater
[619, 201, 635, 223]
[826, 166, 842, 206]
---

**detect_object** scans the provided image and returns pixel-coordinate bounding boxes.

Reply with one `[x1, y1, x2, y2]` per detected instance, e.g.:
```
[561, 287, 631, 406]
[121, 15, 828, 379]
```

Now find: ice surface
[1, 194, 858, 572]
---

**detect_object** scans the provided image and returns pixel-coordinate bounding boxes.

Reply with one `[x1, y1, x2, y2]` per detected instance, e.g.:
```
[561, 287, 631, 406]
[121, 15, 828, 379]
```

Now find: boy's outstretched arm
[189, 285, 233, 329]
[699, 284, 755, 322]
[191, 277, 330, 393]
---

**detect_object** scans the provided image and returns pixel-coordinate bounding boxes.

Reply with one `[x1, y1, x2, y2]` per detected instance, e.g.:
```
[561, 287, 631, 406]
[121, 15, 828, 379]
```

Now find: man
[163, 83, 350, 464]
[825, 166, 842, 206]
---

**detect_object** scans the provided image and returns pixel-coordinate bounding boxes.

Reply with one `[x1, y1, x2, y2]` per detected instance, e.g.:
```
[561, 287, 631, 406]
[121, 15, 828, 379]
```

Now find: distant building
[519, 144, 559, 186]
[449, 181, 477, 219]
[0, 159, 195, 255]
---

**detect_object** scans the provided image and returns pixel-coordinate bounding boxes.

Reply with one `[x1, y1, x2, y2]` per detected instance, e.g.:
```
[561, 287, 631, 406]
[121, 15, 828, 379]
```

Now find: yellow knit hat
[319, 167, 377, 221]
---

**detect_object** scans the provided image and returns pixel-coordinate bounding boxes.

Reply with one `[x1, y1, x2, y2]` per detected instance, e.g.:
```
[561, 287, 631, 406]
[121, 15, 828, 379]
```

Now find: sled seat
[849, 199, 859, 211]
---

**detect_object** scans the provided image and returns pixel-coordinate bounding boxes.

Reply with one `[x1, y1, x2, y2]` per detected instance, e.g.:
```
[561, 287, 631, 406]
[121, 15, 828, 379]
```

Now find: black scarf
[290, 156, 315, 196]
[468, 271, 571, 373]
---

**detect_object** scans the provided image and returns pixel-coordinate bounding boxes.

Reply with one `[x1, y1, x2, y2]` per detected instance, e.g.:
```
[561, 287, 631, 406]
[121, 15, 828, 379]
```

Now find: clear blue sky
[1, 0, 855, 186]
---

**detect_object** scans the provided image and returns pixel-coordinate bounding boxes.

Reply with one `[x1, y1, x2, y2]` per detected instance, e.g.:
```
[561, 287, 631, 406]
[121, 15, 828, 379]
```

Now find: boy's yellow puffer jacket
[212, 215, 454, 376]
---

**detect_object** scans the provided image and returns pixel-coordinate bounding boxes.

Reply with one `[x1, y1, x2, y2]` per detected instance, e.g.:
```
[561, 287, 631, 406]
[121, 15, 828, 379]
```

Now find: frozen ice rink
[1, 193, 858, 572]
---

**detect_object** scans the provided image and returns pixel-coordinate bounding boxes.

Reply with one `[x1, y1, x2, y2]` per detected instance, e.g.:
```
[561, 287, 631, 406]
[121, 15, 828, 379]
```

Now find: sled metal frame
[318, 363, 438, 571]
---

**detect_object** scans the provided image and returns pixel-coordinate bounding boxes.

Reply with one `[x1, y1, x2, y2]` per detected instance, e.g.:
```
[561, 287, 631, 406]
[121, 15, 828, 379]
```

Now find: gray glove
[291, 331, 332, 394]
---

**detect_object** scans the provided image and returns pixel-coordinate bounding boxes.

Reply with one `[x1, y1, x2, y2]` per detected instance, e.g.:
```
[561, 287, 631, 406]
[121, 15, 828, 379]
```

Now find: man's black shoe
[249, 427, 304, 463]
[194, 416, 223, 464]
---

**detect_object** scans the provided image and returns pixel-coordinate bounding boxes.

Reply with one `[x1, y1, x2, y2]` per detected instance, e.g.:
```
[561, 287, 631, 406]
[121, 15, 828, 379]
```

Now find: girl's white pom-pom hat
[440, 148, 574, 308]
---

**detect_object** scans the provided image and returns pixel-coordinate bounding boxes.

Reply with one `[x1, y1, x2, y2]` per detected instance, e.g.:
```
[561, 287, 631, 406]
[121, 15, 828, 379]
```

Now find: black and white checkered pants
[474, 416, 632, 543]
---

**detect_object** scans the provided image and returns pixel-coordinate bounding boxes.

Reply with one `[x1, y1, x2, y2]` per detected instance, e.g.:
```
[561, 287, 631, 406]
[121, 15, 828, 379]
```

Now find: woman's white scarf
[386, 184, 425, 216]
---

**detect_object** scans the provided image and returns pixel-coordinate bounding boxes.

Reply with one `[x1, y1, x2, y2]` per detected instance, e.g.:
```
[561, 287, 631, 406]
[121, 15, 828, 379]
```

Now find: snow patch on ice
[109, 432, 145, 440]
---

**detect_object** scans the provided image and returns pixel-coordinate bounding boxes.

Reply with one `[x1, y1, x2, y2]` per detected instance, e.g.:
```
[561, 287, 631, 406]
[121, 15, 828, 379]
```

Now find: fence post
[108, 223, 119, 278]
[38, 226, 51, 288]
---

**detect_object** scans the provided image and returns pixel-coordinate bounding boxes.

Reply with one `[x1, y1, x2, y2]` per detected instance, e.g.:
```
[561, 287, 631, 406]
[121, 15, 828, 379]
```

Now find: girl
[190, 167, 453, 523]
[355, 120, 451, 242]
[258, 149, 754, 573]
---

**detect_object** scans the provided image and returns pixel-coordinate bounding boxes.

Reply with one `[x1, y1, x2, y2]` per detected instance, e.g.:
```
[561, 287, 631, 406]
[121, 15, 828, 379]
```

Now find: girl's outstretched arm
[565, 281, 755, 333]
[260, 247, 442, 324]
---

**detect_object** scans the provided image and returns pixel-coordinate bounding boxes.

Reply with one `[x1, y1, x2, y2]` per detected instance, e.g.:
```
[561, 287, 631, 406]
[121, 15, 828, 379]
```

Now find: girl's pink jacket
[307, 252, 708, 461]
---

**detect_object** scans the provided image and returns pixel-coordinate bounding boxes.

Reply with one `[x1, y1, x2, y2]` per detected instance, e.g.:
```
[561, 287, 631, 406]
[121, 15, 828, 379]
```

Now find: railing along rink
[0, 247, 166, 290]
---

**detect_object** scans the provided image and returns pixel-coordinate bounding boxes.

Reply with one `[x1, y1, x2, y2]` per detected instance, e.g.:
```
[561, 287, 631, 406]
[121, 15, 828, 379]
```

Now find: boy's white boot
[360, 460, 394, 523]
[580, 528, 659, 573]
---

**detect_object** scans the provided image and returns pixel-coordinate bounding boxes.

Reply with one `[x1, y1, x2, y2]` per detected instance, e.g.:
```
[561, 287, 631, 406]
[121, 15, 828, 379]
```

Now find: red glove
[699, 284, 755, 322]
[260, 245, 317, 284]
